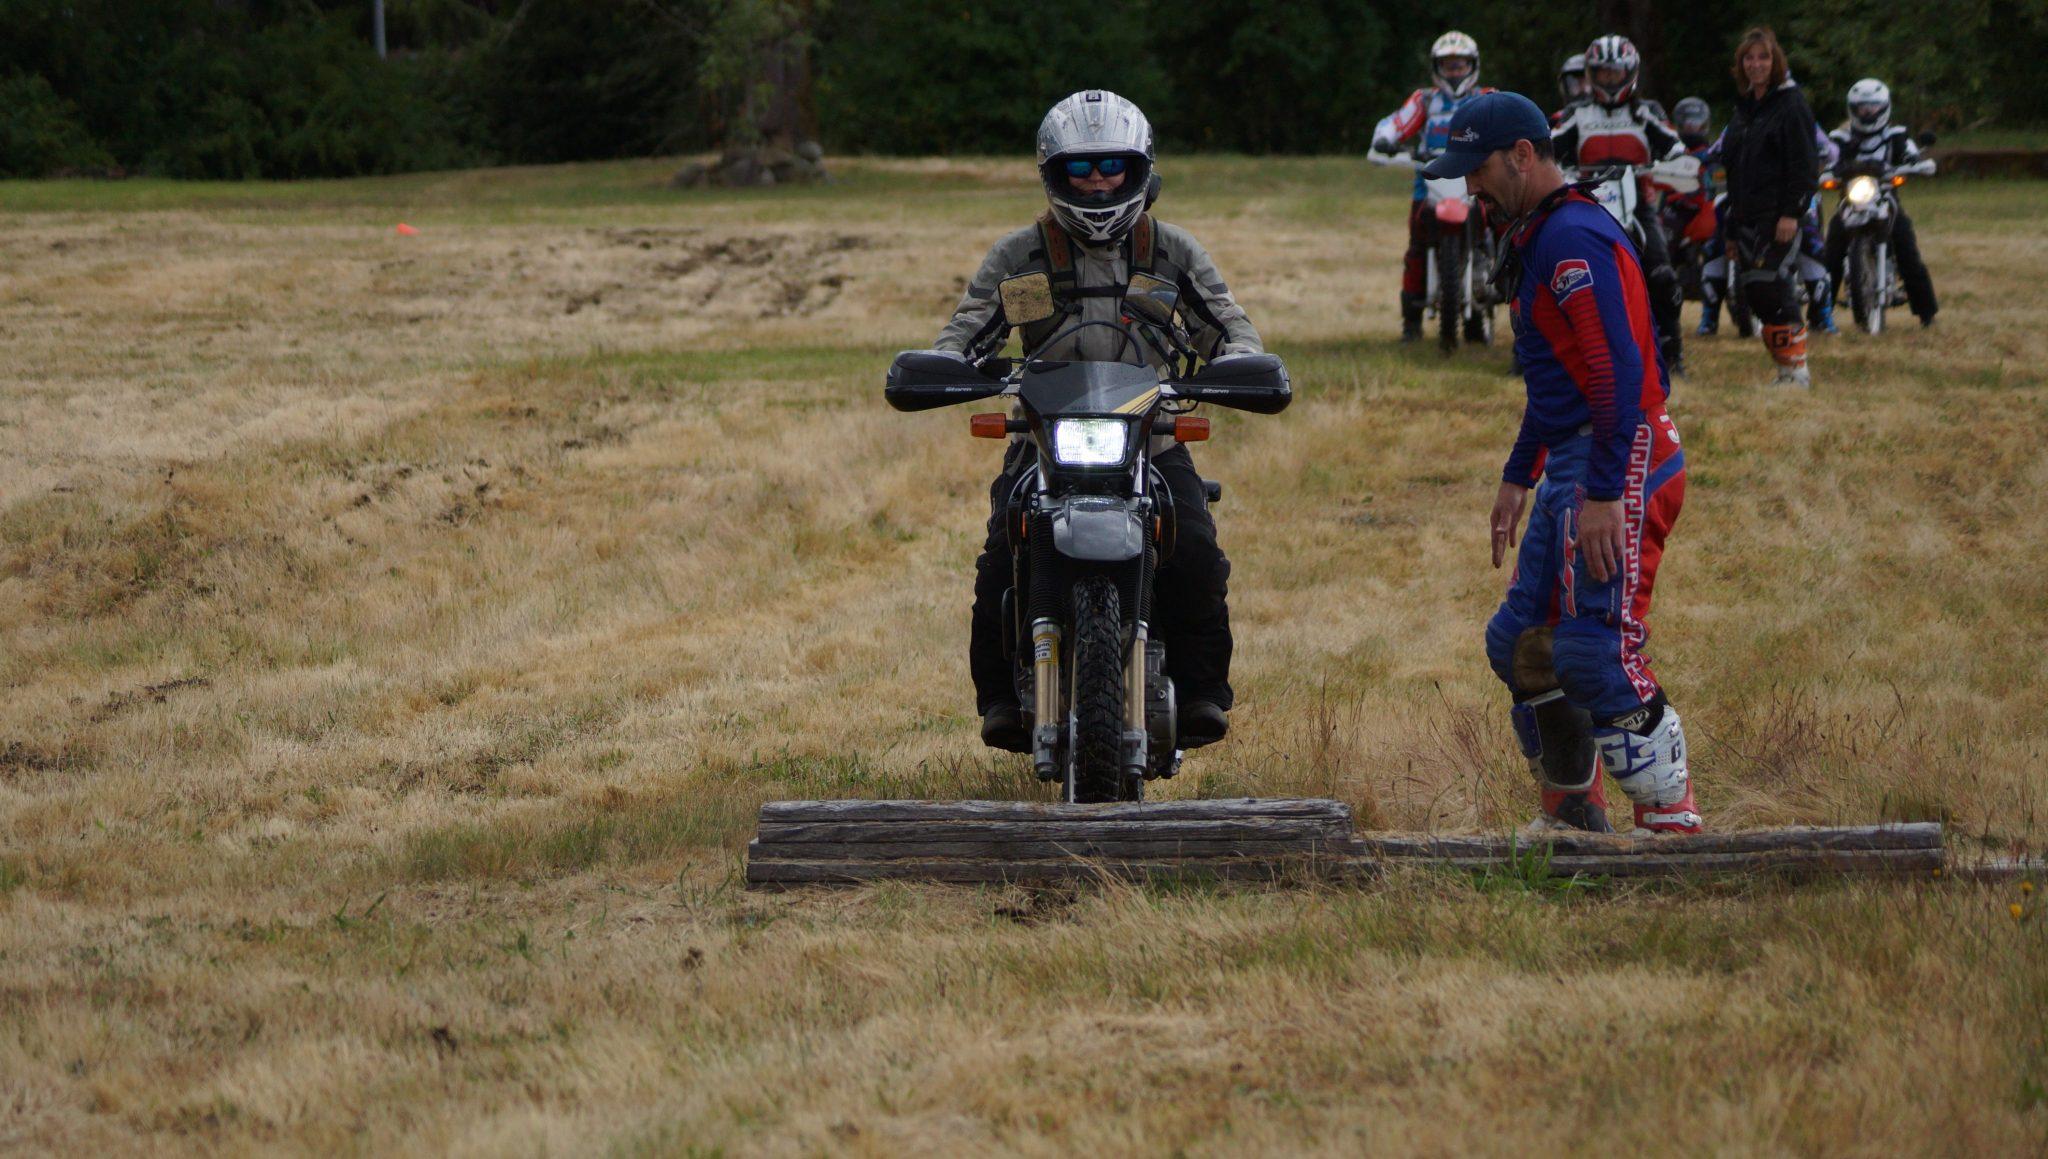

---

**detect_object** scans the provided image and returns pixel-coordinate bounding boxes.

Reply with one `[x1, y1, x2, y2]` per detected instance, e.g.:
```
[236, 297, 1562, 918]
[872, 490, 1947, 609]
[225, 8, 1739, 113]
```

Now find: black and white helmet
[1847, 78, 1892, 132]
[1036, 90, 1155, 246]
[1431, 31, 1481, 99]
[1584, 34, 1641, 106]
[1672, 96, 1712, 144]
[1558, 53, 1587, 103]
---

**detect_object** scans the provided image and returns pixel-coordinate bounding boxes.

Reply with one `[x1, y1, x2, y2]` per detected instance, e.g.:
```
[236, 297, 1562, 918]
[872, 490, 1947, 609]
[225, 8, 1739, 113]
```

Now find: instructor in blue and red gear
[1424, 92, 1701, 835]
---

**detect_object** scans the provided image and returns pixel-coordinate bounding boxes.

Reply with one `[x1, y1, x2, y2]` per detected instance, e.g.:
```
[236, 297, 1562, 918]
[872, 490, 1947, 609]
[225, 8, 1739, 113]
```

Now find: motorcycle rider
[1553, 53, 1589, 127]
[1823, 78, 1939, 326]
[1551, 35, 1688, 375]
[933, 90, 1262, 752]
[1372, 31, 1493, 343]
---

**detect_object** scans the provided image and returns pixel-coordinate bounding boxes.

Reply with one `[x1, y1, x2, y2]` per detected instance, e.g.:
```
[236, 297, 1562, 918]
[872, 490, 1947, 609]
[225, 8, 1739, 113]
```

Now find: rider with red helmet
[1552, 34, 1689, 374]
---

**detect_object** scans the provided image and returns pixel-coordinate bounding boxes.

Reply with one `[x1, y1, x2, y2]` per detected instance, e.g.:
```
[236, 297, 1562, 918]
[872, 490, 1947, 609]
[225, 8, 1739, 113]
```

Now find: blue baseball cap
[1420, 92, 1553, 179]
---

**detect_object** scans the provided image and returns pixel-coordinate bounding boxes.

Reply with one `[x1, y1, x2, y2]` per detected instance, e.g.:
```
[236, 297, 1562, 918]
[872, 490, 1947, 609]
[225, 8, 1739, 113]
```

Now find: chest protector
[1017, 211, 1162, 353]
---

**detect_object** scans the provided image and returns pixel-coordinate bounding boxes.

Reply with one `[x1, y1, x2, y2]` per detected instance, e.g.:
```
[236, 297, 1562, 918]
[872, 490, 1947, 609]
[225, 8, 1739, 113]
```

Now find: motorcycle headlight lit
[1051, 418, 1130, 466]
[1846, 175, 1879, 206]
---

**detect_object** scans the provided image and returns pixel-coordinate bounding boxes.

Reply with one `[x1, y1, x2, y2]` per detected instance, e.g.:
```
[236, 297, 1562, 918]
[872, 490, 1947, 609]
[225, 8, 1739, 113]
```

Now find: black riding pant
[1823, 209, 1937, 320]
[970, 442, 1232, 713]
[1729, 219, 1802, 326]
[1631, 200, 1683, 353]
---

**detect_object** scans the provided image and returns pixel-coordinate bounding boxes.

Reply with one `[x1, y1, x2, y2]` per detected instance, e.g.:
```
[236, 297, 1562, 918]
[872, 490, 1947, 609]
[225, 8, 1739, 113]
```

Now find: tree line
[4, 0, 2043, 179]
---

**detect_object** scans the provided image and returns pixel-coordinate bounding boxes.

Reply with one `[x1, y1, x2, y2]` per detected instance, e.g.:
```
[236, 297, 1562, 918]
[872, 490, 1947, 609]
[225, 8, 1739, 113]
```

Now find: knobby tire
[1067, 576, 1130, 803]
[1436, 234, 1464, 355]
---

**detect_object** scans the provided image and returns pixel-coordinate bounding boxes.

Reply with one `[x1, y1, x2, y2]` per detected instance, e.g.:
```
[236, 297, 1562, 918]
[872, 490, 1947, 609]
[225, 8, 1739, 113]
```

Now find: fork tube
[1123, 621, 1149, 778]
[1031, 618, 1062, 781]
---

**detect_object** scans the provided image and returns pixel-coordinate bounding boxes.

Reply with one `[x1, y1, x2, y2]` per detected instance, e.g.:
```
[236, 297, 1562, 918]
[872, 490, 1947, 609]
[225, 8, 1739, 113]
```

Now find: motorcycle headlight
[1846, 175, 1879, 206]
[1050, 418, 1130, 467]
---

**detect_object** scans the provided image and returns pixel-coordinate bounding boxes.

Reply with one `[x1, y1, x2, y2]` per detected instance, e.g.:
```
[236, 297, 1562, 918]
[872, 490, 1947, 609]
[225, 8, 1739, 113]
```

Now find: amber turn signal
[1889, 174, 1907, 186]
[1821, 178, 1839, 190]
[970, 413, 1009, 439]
[1172, 416, 1210, 442]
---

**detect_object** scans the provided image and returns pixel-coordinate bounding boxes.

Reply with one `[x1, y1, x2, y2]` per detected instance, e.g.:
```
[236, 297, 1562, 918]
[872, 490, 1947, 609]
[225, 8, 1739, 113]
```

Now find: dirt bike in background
[885, 276, 1289, 803]
[1370, 149, 1500, 353]
[1822, 162, 1913, 334]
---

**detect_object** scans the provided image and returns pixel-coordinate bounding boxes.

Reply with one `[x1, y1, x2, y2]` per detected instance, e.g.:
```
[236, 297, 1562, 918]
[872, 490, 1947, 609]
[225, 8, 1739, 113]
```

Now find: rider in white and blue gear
[1371, 31, 1492, 341]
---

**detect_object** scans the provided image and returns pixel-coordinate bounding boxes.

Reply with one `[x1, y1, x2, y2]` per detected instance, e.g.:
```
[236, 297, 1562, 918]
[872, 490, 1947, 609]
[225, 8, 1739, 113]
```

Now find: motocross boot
[1399, 292, 1425, 343]
[1808, 279, 1840, 335]
[1695, 296, 1721, 336]
[979, 702, 1029, 753]
[1180, 700, 1229, 748]
[1762, 323, 1811, 388]
[1594, 702, 1703, 835]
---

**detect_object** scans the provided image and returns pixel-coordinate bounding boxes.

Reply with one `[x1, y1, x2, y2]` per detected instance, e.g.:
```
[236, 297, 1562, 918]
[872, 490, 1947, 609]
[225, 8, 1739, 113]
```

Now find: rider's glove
[1372, 136, 1397, 155]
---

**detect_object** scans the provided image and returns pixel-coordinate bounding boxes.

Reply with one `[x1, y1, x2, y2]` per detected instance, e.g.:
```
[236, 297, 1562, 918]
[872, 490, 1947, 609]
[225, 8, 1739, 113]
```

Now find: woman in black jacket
[1721, 26, 1819, 386]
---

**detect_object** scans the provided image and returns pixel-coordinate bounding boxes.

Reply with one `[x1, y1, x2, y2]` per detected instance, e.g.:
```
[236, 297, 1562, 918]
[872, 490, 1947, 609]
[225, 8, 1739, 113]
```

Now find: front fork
[1030, 618, 1062, 781]
[1123, 622, 1149, 782]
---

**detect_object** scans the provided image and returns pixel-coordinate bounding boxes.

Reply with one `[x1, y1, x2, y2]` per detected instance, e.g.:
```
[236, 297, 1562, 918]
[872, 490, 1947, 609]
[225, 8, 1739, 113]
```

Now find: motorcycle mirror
[998, 272, 1056, 325]
[884, 350, 1005, 412]
[1169, 353, 1291, 415]
[1123, 272, 1180, 328]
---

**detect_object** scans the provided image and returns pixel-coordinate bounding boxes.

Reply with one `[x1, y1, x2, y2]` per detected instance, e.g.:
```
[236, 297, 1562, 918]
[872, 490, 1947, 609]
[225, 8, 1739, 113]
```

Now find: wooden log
[1949, 856, 2045, 884]
[756, 798, 1352, 823]
[1358, 823, 1942, 860]
[746, 855, 1368, 887]
[1397, 846, 1943, 879]
[755, 817, 1352, 845]
[750, 837, 1347, 862]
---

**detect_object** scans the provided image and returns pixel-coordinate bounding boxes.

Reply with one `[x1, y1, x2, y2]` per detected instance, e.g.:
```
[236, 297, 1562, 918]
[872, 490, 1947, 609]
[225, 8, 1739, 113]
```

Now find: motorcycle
[1821, 162, 1911, 334]
[884, 274, 1289, 803]
[1369, 149, 1500, 353]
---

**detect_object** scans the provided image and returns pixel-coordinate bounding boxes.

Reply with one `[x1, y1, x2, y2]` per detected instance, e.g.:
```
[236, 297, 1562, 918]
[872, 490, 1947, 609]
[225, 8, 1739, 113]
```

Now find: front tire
[1848, 234, 1882, 334]
[1067, 576, 1131, 803]
[1436, 233, 1465, 355]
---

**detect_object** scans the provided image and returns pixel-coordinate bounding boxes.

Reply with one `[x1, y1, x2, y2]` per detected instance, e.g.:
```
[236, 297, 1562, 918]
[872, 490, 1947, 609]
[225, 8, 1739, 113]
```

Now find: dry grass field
[2, 155, 2045, 1155]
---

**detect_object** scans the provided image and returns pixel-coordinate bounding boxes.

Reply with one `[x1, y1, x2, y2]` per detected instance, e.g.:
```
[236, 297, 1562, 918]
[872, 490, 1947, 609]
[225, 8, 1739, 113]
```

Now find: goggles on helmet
[1063, 157, 1129, 179]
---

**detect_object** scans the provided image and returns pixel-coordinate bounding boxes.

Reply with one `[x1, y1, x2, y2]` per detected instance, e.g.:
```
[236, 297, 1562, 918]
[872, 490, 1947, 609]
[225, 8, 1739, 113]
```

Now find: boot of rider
[1762, 322, 1810, 388]
[1695, 293, 1721, 336]
[1400, 292, 1425, 343]
[1661, 333, 1686, 379]
[1512, 690, 1614, 834]
[1807, 278, 1840, 335]
[1593, 699, 1703, 835]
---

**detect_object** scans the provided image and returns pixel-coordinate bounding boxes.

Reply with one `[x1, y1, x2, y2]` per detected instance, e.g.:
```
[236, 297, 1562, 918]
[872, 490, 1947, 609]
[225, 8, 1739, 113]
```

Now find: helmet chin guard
[1037, 90, 1156, 246]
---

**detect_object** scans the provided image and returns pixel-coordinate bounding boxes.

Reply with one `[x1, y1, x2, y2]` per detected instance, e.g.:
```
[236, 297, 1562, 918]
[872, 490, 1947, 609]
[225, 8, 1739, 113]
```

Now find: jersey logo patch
[1551, 259, 1594, 302]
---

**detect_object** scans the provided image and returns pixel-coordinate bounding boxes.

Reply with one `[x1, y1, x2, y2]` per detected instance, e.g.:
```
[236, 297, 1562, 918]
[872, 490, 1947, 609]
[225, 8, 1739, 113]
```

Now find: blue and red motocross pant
[1484, 416, 1685, 721]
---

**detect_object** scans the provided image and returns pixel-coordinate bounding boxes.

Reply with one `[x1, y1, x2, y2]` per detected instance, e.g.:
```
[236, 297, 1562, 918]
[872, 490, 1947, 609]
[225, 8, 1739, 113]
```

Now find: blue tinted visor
[1063, 157, 1129, 179]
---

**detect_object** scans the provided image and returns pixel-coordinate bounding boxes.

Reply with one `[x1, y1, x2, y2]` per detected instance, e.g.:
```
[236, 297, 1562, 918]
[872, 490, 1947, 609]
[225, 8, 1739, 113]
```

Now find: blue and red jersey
[1504, 187, 1671, 501]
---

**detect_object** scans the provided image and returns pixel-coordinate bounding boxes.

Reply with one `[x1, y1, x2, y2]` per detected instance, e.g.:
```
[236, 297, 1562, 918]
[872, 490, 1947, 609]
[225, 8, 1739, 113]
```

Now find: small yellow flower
[2023, 881, 2036, 895]
[2012, 903, 2027, 920]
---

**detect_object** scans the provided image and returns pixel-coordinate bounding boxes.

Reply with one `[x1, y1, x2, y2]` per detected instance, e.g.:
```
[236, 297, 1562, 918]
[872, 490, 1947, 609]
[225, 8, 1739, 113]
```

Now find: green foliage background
[3, 0, 2045, 178]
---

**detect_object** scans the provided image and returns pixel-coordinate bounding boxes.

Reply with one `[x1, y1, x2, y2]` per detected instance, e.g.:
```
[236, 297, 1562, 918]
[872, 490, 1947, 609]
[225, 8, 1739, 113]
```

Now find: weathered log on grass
[743, 802, 1952, 888]
[746, 798, 1357, 887]
[1358, 823, 1943, 860]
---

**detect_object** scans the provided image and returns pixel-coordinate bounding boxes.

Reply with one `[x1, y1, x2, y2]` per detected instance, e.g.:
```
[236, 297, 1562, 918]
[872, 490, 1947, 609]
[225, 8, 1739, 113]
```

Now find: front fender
[1051, 497, 1145, 562]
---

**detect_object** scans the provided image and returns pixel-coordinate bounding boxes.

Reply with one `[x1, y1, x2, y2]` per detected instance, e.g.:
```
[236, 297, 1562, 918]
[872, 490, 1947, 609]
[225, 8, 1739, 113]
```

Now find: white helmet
[1431, 31, 1481, 98]
[1847, 78, 1892, 132]
[1036, 90, 1155, 246]
[1558, 53, 1587, 103]
[1584, 34, 1641, 106]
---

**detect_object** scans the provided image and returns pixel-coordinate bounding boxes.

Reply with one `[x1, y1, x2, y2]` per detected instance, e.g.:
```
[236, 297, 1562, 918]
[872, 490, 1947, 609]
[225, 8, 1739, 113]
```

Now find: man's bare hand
[1774, 215, 1799, 245]
[1578, 498, 1627, 583]
[1490, 482, 1530, 569]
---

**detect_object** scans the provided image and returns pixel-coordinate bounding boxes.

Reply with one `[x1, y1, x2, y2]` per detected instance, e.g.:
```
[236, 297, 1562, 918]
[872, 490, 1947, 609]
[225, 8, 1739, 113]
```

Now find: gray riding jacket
[934, 219, 1263, 365]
